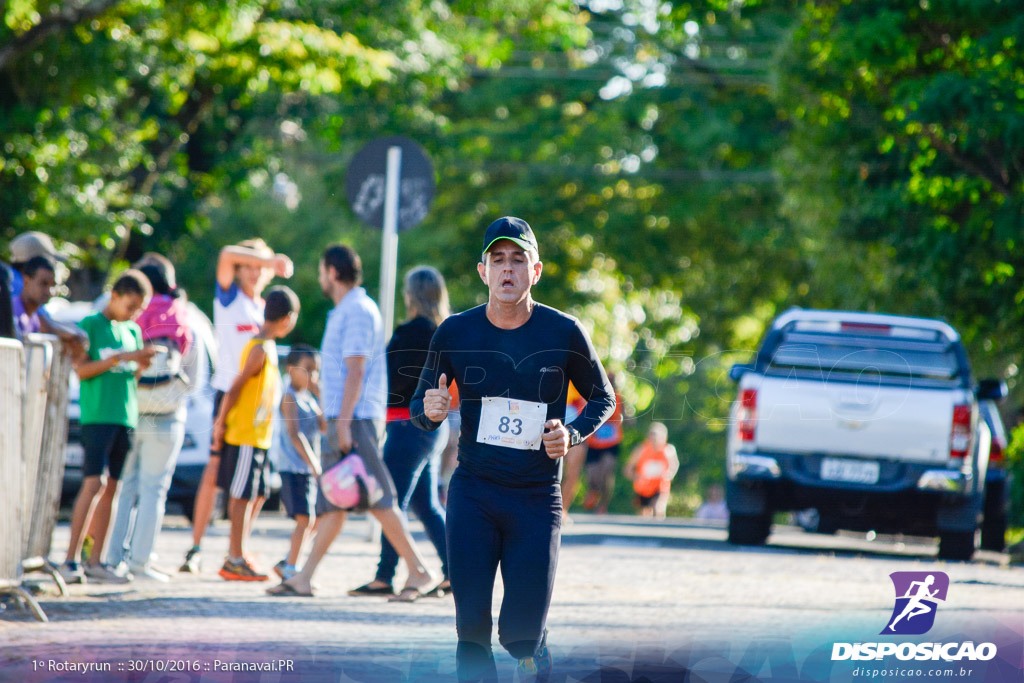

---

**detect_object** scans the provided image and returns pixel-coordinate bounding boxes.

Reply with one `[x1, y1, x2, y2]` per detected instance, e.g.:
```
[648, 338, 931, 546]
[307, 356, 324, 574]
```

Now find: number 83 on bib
[476, 397, 548, 451]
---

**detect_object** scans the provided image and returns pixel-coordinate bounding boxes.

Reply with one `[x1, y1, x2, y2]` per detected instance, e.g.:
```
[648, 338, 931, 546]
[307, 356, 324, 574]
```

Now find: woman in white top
[180, 238, 292, 574]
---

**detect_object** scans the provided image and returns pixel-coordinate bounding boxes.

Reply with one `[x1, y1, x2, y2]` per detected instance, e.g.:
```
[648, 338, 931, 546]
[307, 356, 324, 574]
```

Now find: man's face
[22, 267, 56, 308]
[318, 260, 333, 297]
[477, 240, 542, 304]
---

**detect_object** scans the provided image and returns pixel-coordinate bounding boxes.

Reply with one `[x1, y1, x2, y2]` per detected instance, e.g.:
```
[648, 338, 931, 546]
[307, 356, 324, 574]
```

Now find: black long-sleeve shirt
[410, 303, 616, 487]
[386, 316, 436, 408]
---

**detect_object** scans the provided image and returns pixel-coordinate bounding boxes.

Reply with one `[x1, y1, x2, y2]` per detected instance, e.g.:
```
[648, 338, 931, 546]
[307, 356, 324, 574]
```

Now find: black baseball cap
[481, 216, 538, 258]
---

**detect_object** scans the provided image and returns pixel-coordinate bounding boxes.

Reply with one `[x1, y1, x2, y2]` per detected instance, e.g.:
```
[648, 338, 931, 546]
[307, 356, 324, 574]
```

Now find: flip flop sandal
[425, 580, 451, 598]
[348, 582, 396, 597]
[267, 582, 314, 597]
[389, 586, 426, 603]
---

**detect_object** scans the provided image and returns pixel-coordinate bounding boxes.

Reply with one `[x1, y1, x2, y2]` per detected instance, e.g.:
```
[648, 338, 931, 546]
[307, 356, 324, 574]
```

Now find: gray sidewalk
[1, 512, 1022, 681]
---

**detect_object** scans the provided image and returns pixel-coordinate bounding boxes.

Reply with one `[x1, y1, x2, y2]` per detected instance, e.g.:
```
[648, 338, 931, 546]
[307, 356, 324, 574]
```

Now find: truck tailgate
[754, 378, 955, 463]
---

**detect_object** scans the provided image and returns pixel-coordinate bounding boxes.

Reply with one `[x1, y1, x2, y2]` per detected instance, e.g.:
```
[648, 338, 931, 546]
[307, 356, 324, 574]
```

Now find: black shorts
[81, 424, 133, 480]
[636, 491, 663, 508]
[280, 471, 316, 518]
[586, 443, 621, 465]
[209, 390, 226, 456]
[217, 443, 270, 501]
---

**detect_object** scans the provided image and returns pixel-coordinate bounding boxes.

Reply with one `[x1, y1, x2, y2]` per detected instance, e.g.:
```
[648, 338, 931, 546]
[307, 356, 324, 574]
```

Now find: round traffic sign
[345, 136, 435, 231]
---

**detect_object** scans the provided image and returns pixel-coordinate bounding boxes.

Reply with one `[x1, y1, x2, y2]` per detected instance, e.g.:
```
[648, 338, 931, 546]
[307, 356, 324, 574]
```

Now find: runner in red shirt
[623, 422, 679, 519]
[583, 379, 625, 514]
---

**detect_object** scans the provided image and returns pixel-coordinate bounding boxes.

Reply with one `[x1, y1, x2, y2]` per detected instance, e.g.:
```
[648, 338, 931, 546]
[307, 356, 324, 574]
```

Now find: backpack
[137, 336, 190, 415]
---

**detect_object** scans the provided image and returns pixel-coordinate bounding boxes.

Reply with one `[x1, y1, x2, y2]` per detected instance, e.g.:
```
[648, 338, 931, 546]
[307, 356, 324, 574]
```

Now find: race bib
[641, 460, 667, 478]
[476, 397, 548, 451]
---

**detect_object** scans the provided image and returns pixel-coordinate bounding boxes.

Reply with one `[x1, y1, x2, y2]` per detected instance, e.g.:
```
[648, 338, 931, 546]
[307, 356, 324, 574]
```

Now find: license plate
[820, 457, 879, 484]
[66, 442, 85, 468]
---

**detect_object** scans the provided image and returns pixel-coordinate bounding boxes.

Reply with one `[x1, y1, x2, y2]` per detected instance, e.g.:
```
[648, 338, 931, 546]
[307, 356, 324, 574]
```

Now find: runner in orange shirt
[559, 382, 588, 521]
[623, 422, 678, 519]
[583, 377, 624, 514]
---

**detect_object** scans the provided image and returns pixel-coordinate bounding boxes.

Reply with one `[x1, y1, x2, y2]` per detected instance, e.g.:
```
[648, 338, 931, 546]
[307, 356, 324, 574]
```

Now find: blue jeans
[108, 412, 185, 568]
[376, 419, 449, 582]
[446, 467, 562, 681]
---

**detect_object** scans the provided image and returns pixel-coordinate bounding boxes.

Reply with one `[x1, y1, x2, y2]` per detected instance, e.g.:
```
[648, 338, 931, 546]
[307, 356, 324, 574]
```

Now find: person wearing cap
[410, 217, 616, 682]
[7, 231, 68, 294]
[11, 255, 57, 338]
[6, 231, 86, 345]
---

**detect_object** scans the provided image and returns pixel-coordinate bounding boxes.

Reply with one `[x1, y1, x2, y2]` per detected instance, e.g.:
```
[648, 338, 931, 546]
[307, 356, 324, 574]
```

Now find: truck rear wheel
[980, 514, 1007, 552]
[938, 531, 975, 561]
[728, 513, 771, 546]
[981, 478, 1007, 552]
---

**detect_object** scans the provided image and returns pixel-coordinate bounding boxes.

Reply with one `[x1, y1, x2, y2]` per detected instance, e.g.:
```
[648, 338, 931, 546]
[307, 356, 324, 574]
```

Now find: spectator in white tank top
[179, 238, 293, 575]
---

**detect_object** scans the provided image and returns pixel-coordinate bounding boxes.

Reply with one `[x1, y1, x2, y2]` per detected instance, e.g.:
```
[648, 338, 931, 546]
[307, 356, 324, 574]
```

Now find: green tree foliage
[414, 3, 801, 491]
[0, 0, 586, 275]
[4, 1, 1022, 520]
[779, 0, 1024, 526]
[778, 0, 1024, 377]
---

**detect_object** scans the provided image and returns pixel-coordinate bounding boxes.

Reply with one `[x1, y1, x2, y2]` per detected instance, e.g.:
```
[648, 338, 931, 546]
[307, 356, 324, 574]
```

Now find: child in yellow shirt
[212, 286, 298, 581]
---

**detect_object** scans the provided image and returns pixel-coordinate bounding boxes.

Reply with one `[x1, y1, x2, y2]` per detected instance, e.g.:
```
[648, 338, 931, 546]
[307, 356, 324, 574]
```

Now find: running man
[411, 217, 616, 681]
[888, 574, 941, 632]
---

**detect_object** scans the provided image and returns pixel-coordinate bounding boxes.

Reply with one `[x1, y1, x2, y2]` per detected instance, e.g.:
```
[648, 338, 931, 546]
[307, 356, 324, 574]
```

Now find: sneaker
[80, 535, 94, 564]
[583, 491, 599, 511]
[59, 561, 86, 585]
[536, 642, 552, 672]
[219, 558, 269, 582]
[514, 655, 551, 683]
[84, 563, 133, 584]
[273, 560, 299, 581]
[515, 632, 552, 683]
[130, 564, 171, 583]
[179, 547, 201, 574]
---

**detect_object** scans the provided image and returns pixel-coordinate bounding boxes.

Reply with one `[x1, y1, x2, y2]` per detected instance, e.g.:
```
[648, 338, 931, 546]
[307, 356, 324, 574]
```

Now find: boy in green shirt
[61, 270, 157, 584]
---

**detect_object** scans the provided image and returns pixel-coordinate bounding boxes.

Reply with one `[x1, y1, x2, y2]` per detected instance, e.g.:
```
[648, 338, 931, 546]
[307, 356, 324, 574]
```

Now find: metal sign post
[380, 146, 402, 338]
[345, 136, 435, 338]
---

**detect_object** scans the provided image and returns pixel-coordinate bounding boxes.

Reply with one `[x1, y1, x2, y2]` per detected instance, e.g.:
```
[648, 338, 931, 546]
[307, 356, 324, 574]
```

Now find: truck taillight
[738, 389, 757, 442]
[990, 438, 1004, 464]
[950, 404, 971, 459]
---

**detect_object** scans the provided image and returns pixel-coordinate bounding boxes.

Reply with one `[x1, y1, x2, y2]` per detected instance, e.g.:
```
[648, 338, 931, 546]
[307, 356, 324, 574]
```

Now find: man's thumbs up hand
[424, 372, 452, 422]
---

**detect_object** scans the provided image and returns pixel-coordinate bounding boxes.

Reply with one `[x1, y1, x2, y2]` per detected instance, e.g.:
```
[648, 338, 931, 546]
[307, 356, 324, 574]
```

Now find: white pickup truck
[726, 309, 1006, 561]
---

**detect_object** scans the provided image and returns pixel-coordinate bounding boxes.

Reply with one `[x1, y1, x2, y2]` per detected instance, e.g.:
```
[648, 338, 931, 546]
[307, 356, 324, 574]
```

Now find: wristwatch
[566, 425, 582, 447]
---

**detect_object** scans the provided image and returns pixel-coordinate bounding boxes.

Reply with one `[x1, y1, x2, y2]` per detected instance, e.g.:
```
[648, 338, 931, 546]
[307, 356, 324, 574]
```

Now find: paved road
[1, 513, 1021, 682]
